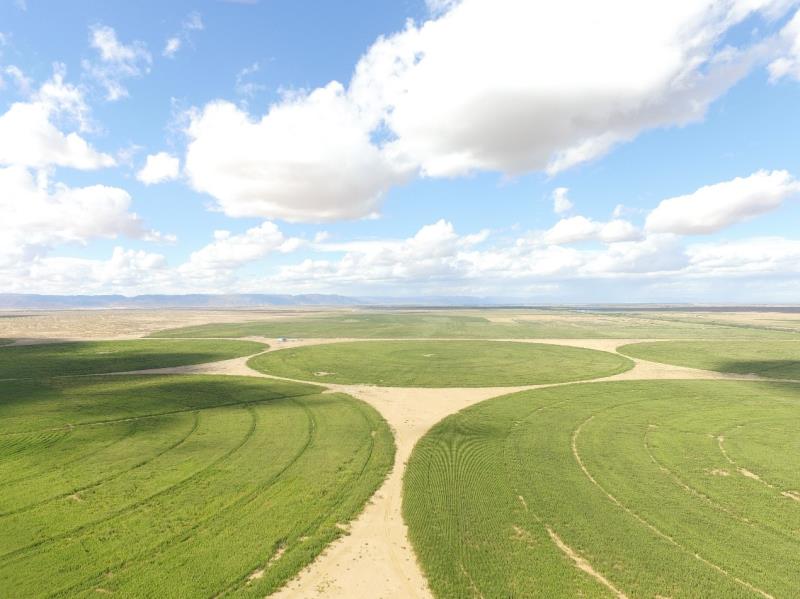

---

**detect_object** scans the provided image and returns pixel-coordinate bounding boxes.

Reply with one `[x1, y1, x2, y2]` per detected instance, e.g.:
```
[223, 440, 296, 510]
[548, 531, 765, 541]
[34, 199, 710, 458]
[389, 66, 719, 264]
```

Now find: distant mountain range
[0, 294, 363, 309]
[0, 293, 507, 309]
[1, 294, 798, 311]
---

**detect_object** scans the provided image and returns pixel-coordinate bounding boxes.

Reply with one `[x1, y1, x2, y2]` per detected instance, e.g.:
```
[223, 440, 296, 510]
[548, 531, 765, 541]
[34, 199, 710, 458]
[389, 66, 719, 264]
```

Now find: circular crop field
[0, 374, 394, 597]
[404, 380, 800, 598]
[247, 340, 633, 387]
[619, 339, 800, 380]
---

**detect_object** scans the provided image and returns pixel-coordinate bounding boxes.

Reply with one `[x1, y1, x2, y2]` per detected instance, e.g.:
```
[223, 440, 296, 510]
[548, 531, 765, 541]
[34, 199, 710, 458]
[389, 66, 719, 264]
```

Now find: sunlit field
[404, 380, 800, 598]
[0, 374, 393, 597]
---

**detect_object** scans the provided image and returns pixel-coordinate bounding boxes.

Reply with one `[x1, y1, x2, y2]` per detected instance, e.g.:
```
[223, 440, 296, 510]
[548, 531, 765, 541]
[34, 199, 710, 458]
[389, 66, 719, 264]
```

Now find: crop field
[0, 339, 267, 379]
[0, 374, 394, 597]
[404, 380, 800, 598]
[4, 308, 799, 598]
[149, 311, 799, 340]
[247, 340, 633, 387]
[619, 340, 800, 380]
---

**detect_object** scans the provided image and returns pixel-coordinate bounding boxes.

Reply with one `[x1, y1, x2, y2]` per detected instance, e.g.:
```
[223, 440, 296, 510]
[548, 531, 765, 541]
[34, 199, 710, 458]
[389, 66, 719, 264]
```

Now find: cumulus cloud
[768, 9, 800, 81]
[183, 1, 793, 225]
[83, 25, 151, 100]
[542, 216, 641, 245]
[0, 68, 114, 169]
[686, 236, 800, 277]
[179, 221, 301, 281]
[645, 170, 800, 235]
[552, 187, 573, 214]
[137, 152, 180, 185]
[0, 165, 167, 268]
[350, 0, 783, 178]
[184, 82, 411, 222]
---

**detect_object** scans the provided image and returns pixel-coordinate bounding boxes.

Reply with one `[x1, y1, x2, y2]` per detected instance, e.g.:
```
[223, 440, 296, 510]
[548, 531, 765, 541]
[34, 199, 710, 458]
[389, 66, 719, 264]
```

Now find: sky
[1, 0, 800, 302]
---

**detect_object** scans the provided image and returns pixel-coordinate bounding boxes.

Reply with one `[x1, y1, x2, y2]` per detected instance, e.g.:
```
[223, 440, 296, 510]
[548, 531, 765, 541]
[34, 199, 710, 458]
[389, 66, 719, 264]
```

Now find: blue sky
[1, 0, 800, 301]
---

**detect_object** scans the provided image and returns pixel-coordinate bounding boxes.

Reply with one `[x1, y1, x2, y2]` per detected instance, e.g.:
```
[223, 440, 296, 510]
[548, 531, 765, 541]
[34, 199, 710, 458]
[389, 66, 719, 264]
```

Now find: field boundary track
[76, 335, 799, 598]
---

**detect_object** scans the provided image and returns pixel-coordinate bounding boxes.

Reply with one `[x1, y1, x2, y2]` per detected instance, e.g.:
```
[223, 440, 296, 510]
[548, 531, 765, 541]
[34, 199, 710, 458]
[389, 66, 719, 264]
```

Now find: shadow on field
[0, 375, 325, 435]
[716, 360, 800, 379]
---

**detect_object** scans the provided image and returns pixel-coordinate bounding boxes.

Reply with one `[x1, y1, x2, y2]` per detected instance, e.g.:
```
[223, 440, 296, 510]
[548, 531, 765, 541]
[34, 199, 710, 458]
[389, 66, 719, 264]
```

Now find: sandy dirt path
[111, 336, 797, 599]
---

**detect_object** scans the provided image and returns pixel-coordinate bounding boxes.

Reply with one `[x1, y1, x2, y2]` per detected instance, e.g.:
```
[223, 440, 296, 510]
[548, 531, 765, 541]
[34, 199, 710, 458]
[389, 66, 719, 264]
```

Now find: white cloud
[645, 170, 800, 235]
[137, 152, 180, 185]
[542, 216, 641, 244]
[184, 82, 411, 222]
[0, 165, 167, 267]
[768, 9, 800, 81]
[687, 236, 800, 277]
[0, 69, 114, 170]
[0, 247, 172, 295]
[181, 1, 793, 224]
[350, 0, 783, 178]
[83, 25, 151, 101]
[552, 187, 573, 214]
[425, 0, 460, 15]
[179, 221, 301, 282]
[163, 37, 182, 58]
[2, 65, 32, 95]
[163, 12, 204, 58]
[235, 62, 266, 97]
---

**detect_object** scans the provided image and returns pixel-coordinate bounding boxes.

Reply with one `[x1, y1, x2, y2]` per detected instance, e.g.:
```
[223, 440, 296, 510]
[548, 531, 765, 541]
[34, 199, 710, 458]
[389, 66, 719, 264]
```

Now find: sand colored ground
[113, 336, 795, 599]
[0, 309, 344, 344]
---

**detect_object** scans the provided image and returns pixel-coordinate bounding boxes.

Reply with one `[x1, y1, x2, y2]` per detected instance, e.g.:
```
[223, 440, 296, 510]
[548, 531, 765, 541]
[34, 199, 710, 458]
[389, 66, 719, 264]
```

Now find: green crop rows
[0, 374, 394, 597]
[619, 340, 800, 380]
[404, 380, 800, 598]
[247, 340, 633, 387]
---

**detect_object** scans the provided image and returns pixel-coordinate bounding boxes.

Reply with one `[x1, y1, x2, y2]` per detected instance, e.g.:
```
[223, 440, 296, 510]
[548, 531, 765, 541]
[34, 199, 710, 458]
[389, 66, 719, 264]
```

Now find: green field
[404, 380, 800, 598]
[0, 339, 12, 346]
[0, 339, 266, 379]
[148, 312, 798, 340]
[619, 340, 800, 380]
[247, 340, 633, 387]
[0, 374, 394, 597]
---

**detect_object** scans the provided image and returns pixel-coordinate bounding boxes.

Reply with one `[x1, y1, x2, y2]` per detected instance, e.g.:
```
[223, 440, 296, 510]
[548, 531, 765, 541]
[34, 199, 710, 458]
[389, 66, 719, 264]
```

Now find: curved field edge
[0, 338, 267, 379]
[618, 340, 800, 380]
[403, 380, 800, 598]
[246, 340, 634, 387]
[0, 375, 395, 598]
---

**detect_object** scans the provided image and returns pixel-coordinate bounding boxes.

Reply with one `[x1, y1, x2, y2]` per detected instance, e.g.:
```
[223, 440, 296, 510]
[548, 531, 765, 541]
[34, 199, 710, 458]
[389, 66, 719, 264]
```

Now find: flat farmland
[0, 375, 394, 597]
[247, 340, 633, 387]
[404, 380, 800, 598]
[149, 311, 800, 340]
[0, 339, 266, 379]
[619, 339, 800, 380]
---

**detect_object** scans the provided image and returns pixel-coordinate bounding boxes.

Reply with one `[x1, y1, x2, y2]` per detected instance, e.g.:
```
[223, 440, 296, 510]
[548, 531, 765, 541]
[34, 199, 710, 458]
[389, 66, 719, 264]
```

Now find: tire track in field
[572, 413, 775, 599]
[220, 396, 381, 597]
[0, 405, 258, 564]
[0, 411, 200, 518]
[1, 419, 138, 487]
[546, 526, 629, 599]
[55, 396, 318, 598]
[504, 398, 632, 598]
[0, 388, 320, 436]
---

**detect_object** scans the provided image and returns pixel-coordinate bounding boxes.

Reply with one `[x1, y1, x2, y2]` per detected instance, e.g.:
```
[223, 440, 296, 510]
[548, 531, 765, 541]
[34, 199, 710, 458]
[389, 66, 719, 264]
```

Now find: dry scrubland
[1, 307, 799, 597]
